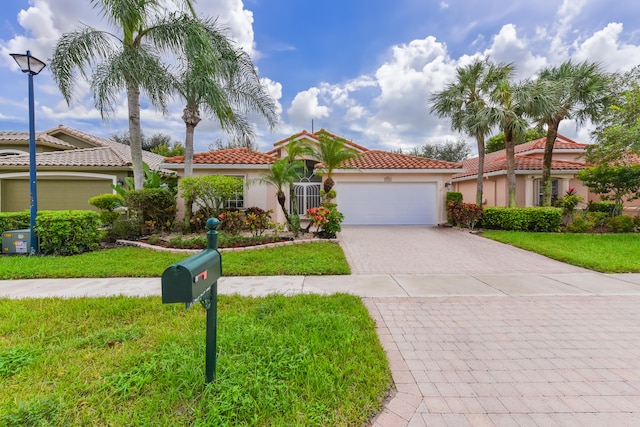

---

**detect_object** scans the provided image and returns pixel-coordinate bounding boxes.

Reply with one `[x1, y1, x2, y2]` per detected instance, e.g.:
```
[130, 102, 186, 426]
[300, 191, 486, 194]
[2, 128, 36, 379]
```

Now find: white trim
[452, 169, 582, 181]
[334, 168, 462, 174]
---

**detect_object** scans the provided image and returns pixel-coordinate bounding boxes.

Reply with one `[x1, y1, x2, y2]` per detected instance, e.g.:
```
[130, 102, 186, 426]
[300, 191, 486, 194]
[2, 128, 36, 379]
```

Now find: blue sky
[1, 0, 639, 154]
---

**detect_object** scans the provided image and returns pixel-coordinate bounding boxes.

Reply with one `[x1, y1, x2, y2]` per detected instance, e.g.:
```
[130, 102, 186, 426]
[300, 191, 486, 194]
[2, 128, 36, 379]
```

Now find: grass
[482, 230, 640, 273]
[0, 294, 391, 426]
[0, 242, 350, 279]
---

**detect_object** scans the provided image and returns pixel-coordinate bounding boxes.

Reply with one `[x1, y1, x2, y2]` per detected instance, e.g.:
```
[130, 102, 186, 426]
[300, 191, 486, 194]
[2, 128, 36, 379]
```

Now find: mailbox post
[161, 218, 221, 383]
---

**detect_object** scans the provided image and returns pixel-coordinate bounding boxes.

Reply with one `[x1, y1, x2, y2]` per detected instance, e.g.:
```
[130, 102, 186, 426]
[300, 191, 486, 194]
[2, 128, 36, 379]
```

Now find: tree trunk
[182, 104, 201, 179]
[323, 176, 334, 194]
[505, 129, 517, 207]
[542, 121, 559, 206]
[475, 135, 485, 207]
[277, 190, 292, 227]
[126, 81, 144, 190]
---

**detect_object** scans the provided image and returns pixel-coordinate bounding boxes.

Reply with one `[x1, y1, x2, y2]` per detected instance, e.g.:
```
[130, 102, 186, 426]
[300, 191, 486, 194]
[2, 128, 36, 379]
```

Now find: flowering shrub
[218, 209, 243, 235]
[306, 205, 344, 238]
[448, 201, 482, 230]
[243, 207, 273, 236]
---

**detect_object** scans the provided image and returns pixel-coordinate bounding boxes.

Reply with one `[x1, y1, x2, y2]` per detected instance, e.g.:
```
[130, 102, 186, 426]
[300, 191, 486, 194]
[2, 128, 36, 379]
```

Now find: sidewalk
[2, 271, 640, 299]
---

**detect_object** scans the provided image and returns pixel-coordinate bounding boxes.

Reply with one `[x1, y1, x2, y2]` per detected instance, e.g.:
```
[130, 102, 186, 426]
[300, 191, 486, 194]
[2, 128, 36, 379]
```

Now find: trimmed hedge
[0, 212, 30, 233]
[482, 207, 562, 232]
[125, 188, 176, 231]
[36, 210, 103, 255]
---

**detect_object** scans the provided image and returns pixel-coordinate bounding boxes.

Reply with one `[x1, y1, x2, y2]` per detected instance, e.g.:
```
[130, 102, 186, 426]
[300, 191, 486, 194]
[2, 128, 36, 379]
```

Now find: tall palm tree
[255, 158, 304, 232]
[488, 77, 556, 206]
[50, 0, 213, 190]
[431, 59, 514, 206]
[312, 133, 359, 194]
[175, 19, 278, 178]
[537, 60, 608, 206]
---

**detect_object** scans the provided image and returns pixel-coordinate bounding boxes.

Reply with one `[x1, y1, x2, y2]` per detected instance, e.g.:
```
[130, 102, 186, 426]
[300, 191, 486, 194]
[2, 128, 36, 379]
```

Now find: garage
[336, 182, 438, 225]
[2, 179, 113, 212]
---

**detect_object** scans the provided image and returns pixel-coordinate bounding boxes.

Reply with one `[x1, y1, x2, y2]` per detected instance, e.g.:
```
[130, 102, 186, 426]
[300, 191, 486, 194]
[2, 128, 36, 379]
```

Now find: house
[163, 129, 463, 225]
[451, 134, 592, 208]
[0, 125, 165, 212]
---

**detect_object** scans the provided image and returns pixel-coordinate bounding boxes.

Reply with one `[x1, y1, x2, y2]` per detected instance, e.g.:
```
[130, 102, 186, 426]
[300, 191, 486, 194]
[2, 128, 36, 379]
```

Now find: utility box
[2, 229, 31, 254]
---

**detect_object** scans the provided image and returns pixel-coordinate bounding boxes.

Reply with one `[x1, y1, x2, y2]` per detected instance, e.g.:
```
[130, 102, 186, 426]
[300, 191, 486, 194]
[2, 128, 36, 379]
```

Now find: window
[535, 179, 558, 206]
[225, 176, 245, 209]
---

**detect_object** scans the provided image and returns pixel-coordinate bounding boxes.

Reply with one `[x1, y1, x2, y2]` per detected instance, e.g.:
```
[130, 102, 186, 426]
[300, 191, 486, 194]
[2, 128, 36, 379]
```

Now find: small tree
[577, 164, 640, 216]
[180, 175, 244, 219]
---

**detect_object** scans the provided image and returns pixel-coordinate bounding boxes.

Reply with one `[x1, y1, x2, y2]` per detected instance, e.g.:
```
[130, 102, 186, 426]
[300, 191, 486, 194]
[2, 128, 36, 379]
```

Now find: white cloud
[287, 88, 330, 128]
[572, 23, 640, 72]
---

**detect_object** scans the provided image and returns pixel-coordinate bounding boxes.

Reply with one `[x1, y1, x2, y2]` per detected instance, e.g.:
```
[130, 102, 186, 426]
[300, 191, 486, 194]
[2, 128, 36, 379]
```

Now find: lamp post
[10, 50, 46, 255]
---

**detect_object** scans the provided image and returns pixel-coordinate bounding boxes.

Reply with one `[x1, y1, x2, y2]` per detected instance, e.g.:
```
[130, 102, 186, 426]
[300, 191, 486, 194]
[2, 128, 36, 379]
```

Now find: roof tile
[164, 148, 275, 165]
[341, 150, 462, 170]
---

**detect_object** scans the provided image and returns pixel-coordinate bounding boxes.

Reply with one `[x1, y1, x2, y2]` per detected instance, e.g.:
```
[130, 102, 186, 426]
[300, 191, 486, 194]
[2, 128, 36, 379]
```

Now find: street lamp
[10, 50, 46, 255]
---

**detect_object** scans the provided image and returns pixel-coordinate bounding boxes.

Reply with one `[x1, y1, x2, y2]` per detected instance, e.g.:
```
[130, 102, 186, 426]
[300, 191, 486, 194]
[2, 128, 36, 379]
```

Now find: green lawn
[482, 231, 640, 273]
[0, 294, 391, 426]
[0, 242, 350, 279]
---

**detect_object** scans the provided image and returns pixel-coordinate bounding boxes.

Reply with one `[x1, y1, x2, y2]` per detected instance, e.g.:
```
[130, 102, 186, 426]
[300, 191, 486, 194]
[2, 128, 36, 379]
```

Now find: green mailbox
[161, 246, 221, 304]
[161, 218, 222, 383]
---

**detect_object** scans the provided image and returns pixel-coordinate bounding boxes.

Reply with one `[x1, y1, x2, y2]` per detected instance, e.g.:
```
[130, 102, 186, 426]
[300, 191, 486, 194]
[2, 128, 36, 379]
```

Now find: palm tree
[537, 60, 608, 206]
[175, 19, 278, 178]
[50, 0, 214, 190]
[312, 133, 359, 194]
[255, 158, 305, 232]
[488, 77, 556, 206]
[431, 59, 513, 206]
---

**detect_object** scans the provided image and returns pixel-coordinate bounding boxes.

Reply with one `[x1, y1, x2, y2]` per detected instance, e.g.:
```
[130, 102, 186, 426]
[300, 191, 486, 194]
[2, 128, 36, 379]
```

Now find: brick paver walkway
[366, 296, 640, 426]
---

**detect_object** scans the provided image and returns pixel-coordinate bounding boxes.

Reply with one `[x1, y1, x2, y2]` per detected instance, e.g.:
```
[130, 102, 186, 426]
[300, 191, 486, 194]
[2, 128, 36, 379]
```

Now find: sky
[0, 0, 639, 154]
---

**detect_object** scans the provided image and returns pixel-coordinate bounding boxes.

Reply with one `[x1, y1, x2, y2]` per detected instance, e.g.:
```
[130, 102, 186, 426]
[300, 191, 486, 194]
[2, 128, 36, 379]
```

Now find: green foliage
[125, 189, 176, 231]
[447, 201, 483, 230]
[565, 216, 590, 233]
[485, 128, 546, 153]
[0, 396, 61, 427]
[244, 207, 273, 237]
[482, 231, 640, 273]
[608, 215, 636, 233]
[112, 163, 178, 197]
[402, 138, 472, 162]
[35, 210, 103, 256]
[0, 243, 350, 279]
[0, 295, 388, 426]
[180, 175, 243, 218]
[88, 193, 125, 225]
[104, 219, 142, 242]
[305, 206, 344, 238]
[587, 201, 617, 215]
[564, 212, 610, 233]
[482, 207, 562, 232]
[88, 193, 124, 211]
[0, 212, 29, 232]
[217, 209, 243, 235]
[445, 192, 463, 224]
[578, 164, 640, 215]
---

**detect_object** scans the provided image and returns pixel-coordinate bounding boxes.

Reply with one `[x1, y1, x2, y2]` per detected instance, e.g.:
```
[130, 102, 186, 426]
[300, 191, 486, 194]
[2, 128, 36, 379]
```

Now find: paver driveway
[338, 225, 587, 274]
[338, 226, 640, 426]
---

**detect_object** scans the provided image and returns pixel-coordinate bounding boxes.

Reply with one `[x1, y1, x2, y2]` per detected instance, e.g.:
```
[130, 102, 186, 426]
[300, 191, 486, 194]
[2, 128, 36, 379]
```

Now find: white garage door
[336, 182, 437, 225]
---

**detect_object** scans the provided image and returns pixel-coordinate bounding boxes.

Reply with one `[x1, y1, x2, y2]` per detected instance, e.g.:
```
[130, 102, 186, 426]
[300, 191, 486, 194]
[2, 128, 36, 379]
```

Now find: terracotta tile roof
[270, 128, 369, 154]
[339, 150, 462, 170]
[164, 148, 275, 165]
[0, 147, 134, 168]
[455, 134, 587, 179]
[0, 131, 76, 149]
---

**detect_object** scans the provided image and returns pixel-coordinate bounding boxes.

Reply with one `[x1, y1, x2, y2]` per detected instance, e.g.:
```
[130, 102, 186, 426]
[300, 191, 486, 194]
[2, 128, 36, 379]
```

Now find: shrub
[586, 201, 616, 216]
[125, 188, 176, 231]
[0, 212, 30, 232]
[306, 206, 344, 238]
[218, 209, 243, 235]
[89, 193, 125, 226]
[244, 207, 272, 236]
[608, 215, 636, 233]
[104, 219, 141, 242]
[448, 201, 482, 229]
[586, 212, 609, 232]
[35, 210, 103, 255]
[565, 216, 590, 233]
[482, 207, 562, 232]
[446, 192, 463, 224]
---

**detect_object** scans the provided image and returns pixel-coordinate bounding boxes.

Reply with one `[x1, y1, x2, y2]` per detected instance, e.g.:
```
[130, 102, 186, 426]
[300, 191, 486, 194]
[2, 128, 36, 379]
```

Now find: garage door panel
[336, 182, 437, 225]
[3, 180, 112, 212]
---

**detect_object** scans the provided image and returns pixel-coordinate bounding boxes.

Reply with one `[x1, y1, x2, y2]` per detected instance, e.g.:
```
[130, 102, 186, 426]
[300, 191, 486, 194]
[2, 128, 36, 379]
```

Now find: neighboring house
[452, 134, 592, 208]
[163, 129, 462, 225]
[0, 124, 165, 212]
